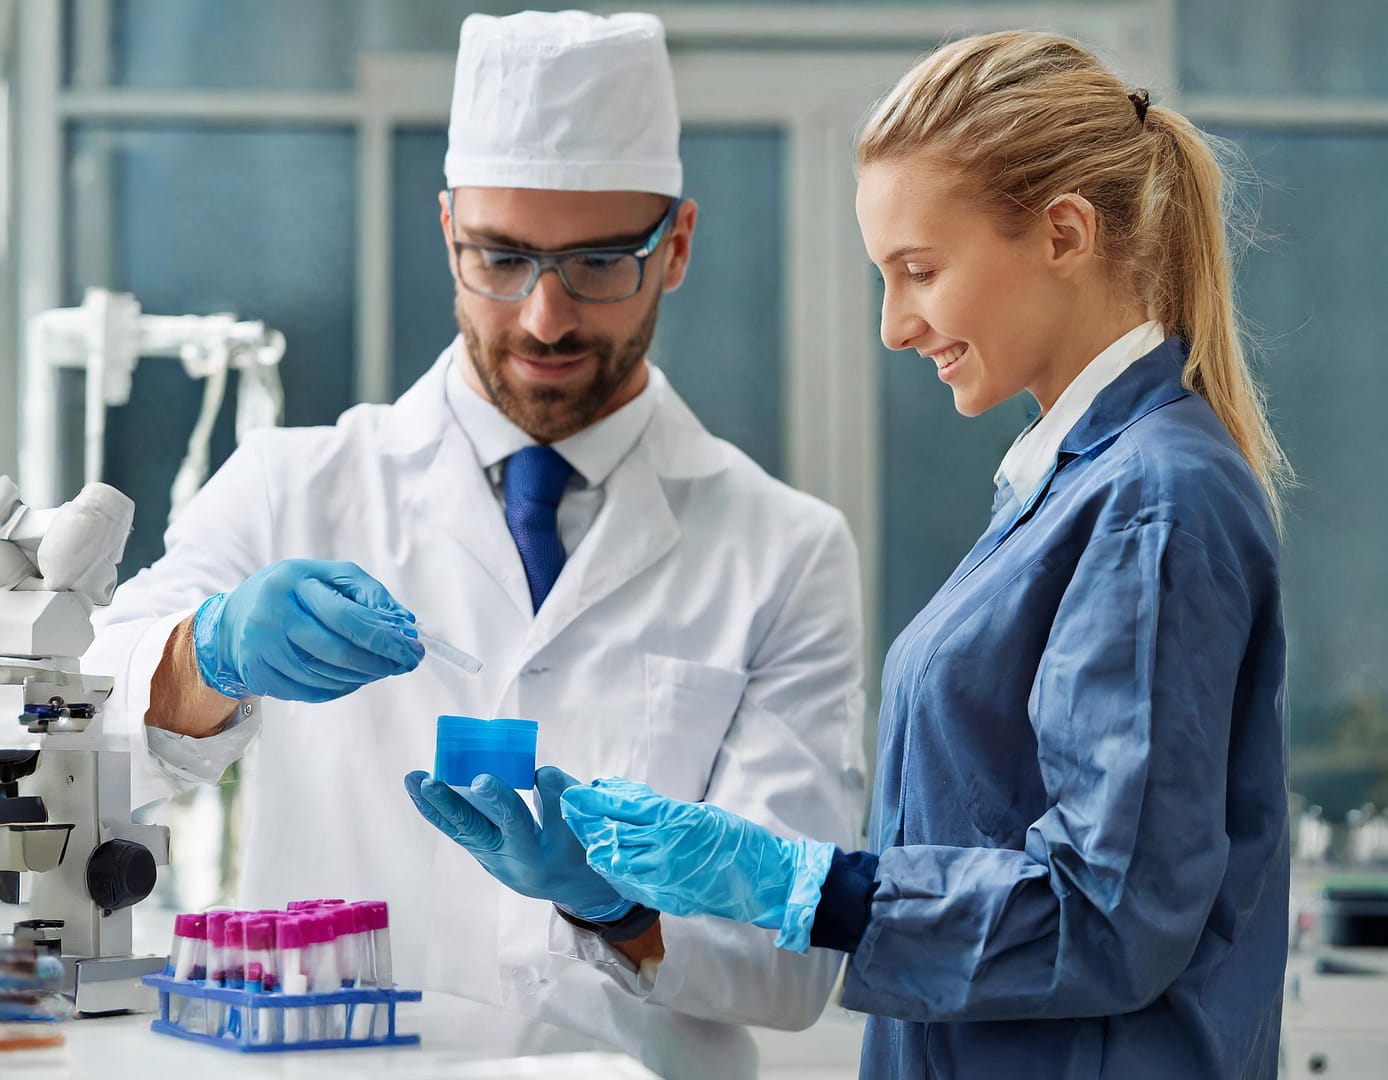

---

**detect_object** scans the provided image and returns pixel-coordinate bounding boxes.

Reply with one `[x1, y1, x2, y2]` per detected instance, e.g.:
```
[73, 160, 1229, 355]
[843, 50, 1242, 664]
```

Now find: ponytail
[1142, 107, 1292, 526]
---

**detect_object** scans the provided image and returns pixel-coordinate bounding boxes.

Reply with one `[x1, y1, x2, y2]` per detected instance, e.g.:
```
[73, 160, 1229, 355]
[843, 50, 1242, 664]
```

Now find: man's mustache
[502, 333, 594, 359]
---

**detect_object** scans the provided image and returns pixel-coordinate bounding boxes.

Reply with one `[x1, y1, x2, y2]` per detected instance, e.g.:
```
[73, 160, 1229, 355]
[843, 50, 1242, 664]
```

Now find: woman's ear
[1041, 192, 1099, 275]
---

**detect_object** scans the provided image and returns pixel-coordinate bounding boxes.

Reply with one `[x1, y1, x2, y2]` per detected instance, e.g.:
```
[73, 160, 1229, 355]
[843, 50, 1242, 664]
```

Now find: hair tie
[1128, 88, 1150, 124]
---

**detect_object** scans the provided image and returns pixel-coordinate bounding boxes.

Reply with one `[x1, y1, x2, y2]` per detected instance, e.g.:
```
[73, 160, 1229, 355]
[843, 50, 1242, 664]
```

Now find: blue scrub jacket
[846, 338, 1289, 1078]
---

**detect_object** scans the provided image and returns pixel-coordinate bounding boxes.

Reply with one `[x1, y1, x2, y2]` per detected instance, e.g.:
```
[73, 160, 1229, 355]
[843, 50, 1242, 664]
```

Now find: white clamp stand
[21, 287, 286, 520]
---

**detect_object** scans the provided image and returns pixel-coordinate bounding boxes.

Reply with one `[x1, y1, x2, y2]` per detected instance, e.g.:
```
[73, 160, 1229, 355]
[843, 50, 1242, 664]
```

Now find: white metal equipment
[0, 475, 169, 1014]
[21, 286, 285, 516]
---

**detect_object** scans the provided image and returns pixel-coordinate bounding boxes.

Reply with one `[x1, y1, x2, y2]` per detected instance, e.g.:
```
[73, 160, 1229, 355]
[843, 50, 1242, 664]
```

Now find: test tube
[169, 913, 207, 1034]
[330, 905, 361, 988]
[243, 917, 274, 1045]
[358, 901, 392, 1039]
[414, 628, 483, 674]
[277, 916, 308, 1044]
[168, 914, 206, 981]
[346, 903, 375, 1039]
[205, 911, 234, 1036]
[358, 901, 392, 987]
[224, 916, 248, 1041]
[223, 916, 247, 991]
[301, 911, 340, 1040]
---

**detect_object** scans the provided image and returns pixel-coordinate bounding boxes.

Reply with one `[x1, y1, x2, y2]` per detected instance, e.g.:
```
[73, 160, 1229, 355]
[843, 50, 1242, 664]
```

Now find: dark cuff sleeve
[809, 847, 880, 953]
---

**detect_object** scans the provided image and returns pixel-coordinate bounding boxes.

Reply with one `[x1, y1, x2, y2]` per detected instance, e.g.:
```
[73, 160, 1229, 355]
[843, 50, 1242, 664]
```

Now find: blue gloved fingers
[582, 870, 670, 914]
[289, 648, 391, 686]
[560, 777, 670, 828]
[578, 843, 700, 916]
[251, 653, 359, 702]
[318, 561, 417, 620]
[295, 578, 424, 671]
[455, 773, 534, 838]
[589, 818, 704, 885]
[280, 612, 419, 681]
[406, 773, 504, 851]
[533, 766, 583, 834]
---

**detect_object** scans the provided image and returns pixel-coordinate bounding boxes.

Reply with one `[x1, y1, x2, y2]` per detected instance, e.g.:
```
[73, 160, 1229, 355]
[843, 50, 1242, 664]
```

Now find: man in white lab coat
[86, 11, 865, 1079]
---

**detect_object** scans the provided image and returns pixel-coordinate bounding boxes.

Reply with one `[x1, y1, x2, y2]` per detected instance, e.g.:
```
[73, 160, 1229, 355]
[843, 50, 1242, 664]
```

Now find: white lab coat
[86, 351, 867, 1080]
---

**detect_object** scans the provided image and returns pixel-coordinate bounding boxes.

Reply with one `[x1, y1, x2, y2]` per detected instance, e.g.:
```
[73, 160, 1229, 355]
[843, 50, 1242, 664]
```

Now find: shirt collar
[443, 337, 659, 488]
[995, 320, 1166, 506]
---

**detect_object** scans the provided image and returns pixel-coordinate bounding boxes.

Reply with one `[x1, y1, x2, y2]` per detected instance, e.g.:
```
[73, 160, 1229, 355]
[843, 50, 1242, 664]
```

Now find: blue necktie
[504, 445, 574, 612]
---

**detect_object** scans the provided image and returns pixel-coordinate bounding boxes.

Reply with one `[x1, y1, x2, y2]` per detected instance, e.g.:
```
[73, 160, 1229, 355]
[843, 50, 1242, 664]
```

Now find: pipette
[413, 628, 483, 675]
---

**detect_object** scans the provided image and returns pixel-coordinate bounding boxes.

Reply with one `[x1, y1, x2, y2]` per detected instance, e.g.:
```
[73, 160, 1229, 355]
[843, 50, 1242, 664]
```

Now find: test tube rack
[141, 973, 421, 1052]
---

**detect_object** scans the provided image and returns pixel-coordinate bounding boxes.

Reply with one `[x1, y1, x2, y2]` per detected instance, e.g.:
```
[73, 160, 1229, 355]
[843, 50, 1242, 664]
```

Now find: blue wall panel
[69, 125, 356, 576]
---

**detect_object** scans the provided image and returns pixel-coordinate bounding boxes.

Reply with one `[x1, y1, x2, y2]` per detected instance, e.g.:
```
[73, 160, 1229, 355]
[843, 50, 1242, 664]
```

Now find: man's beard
[455, 292, 659, 443]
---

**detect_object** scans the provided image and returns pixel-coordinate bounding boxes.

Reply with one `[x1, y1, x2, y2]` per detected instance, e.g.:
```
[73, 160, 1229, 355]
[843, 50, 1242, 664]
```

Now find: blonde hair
[858, 31, 1290, 524]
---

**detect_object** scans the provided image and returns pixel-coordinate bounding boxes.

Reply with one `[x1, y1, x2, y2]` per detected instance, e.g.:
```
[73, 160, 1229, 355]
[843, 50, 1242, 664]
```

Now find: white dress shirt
[995, 321, 1167, 507]
[443, 343, 658, 557]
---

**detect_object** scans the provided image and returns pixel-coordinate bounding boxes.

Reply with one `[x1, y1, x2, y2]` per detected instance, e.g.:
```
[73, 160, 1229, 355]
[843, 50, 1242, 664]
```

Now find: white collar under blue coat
[995, 320, 1167, 507]
[443, 335, 659, 489]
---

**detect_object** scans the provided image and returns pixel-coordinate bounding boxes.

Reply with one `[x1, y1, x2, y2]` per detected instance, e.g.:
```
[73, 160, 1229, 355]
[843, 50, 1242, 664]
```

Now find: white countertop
[0, 900, 864, 1080]
[4, 993, 663, 1080]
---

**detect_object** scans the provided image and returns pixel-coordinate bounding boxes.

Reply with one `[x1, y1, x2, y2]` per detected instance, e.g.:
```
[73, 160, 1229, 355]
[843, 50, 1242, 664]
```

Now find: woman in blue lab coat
[558, 30, 1291, 1079]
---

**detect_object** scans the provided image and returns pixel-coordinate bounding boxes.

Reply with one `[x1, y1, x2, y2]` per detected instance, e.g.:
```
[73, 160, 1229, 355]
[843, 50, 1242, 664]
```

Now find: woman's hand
[561, 777, 835, 952]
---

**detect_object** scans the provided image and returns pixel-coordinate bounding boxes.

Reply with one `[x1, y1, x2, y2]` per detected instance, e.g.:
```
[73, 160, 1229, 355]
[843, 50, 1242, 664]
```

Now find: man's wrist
[145, 614, 241, 737]
[555, 902, 660, 943]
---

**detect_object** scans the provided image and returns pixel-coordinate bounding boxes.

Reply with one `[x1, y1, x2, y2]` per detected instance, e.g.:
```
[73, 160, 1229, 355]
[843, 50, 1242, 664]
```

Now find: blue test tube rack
[141, 973, 421, 1053]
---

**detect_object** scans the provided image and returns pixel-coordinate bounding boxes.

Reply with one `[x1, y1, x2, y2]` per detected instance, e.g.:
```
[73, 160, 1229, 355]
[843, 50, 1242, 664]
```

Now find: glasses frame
[449, 195, 682, 305]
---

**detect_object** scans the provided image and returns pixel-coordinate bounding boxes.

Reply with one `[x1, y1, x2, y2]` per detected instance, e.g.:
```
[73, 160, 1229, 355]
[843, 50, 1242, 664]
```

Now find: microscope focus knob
[85, 839, 157, 914]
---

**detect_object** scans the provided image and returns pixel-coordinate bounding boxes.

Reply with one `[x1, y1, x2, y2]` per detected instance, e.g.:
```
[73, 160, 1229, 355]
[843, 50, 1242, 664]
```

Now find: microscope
[0, 476, 169, 1014]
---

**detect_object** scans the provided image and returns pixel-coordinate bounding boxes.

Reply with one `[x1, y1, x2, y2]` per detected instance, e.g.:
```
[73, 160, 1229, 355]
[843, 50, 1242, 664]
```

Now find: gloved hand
[561, 778, 836, 953]
[403, 766, 633, 922]
[193, 559, 423, 701]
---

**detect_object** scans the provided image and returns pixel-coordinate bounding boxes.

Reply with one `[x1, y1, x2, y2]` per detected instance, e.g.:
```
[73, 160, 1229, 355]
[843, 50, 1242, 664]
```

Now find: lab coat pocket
[637, 654, 748, 802]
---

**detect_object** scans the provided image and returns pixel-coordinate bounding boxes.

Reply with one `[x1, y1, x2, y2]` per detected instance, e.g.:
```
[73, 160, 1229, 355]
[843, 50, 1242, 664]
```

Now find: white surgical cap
[444, 10, 682, 197]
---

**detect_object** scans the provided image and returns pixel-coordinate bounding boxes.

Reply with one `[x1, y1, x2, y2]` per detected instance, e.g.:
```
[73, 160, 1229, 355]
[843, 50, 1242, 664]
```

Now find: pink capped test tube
[223, 915, 247, 990]
[169, 913, 208, 1034]
[243, 917, 274, 993]
[205, 911, 232, 987]
[242, 917, 275, 1044]
[357, 901, 392, 989]
[204, 911, 235, 1037]
[169, 913, 207, 981]
[356, 901, 392, 1040]
[330, 905, 361, 989]
[277, 915, 309, 1043]
[297, 911, 341, 1040]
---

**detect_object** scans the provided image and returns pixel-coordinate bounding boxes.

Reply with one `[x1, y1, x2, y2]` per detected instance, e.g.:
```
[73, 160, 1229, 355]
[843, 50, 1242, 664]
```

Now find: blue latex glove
[561, 778, 836, 953]
[194, 559, 423, 701]
[403, 766, 633, 922]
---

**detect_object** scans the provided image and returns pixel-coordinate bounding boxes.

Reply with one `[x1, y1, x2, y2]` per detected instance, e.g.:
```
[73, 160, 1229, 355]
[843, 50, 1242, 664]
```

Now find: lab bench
[4, 993, 663, 1079]
[1, 902, 865, 1080]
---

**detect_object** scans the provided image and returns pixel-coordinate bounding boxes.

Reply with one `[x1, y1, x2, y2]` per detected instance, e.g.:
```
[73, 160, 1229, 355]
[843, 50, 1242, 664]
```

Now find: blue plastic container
[434, 716, 538, 790]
